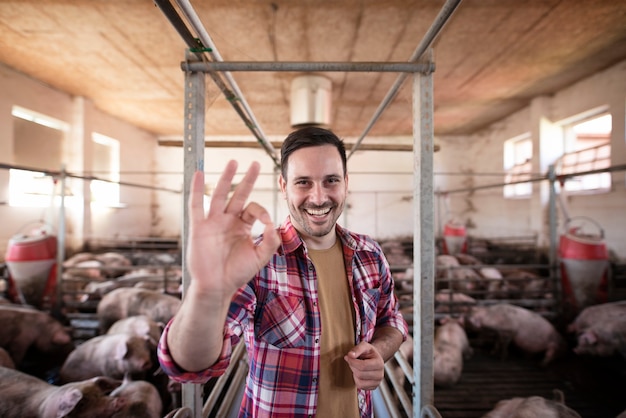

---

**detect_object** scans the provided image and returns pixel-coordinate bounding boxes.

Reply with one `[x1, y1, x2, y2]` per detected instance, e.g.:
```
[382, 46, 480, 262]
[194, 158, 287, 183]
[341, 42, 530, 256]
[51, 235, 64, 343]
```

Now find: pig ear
[115, 340, 130, 360]
[54, 387, 83, 417]
[91, 376, 123, 394]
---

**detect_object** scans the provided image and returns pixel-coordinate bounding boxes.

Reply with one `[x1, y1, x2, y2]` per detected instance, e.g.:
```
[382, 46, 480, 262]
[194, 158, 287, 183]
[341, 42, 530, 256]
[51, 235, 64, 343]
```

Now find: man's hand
[344, 341, 385, 390]
[187, 160, 281, 299]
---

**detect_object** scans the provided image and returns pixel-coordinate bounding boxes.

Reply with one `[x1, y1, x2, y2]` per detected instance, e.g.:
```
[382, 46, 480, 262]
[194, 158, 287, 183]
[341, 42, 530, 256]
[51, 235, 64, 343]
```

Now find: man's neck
[301, 229, 337, 250]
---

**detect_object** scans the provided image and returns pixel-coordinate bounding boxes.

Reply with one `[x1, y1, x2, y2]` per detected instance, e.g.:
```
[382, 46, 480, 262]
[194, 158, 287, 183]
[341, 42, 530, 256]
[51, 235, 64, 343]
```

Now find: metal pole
[348, 0, 462, 159]
[547, 165, 563, 316]
[413, 49, 436, 417]
[54, 166, 67, 316]
[182, 61, 433, 73]
[175, 0, 279, 165]
[181, 50, 205, 418]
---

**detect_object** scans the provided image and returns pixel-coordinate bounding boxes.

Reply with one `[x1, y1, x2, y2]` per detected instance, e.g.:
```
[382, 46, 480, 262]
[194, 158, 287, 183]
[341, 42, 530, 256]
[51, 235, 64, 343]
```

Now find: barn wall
[153, 143, 415, 241]
[0, 63, 159, 258]
[435, 59, 626, 260]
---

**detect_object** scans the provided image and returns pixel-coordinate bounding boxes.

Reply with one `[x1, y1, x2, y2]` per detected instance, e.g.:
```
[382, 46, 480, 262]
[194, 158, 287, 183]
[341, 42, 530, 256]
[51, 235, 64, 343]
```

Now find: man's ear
[278, 174, 287, 195]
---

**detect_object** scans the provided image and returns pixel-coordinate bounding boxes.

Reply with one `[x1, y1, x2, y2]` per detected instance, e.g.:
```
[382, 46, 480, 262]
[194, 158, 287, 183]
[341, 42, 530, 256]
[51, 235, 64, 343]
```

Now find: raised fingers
[224, 161, 261, 215]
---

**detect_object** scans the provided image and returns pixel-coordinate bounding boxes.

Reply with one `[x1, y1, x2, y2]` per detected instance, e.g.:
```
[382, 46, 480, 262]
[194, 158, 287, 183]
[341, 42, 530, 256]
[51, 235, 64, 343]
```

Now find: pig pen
[57, 241, 182, 344]
[382, 236, 626, 418]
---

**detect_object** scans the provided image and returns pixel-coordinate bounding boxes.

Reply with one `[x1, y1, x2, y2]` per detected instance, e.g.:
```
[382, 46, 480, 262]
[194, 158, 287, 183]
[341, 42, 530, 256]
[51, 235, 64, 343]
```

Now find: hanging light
[290, 74, 332, 128]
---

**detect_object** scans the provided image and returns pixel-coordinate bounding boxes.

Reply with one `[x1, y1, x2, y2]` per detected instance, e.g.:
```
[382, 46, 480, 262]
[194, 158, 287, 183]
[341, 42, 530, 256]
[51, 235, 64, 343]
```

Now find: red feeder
[559, 217, 608, 313]
[5, 223, 58, 308]
[442, 221, 467, 255]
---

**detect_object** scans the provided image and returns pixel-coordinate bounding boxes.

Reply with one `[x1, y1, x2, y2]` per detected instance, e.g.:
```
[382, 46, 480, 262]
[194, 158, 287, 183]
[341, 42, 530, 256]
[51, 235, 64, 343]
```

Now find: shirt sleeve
[157, 318, 236, 384]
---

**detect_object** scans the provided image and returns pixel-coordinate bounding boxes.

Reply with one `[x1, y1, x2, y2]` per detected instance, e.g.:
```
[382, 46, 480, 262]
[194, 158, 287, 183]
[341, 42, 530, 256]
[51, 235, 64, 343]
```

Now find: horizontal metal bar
[438, 163, 626, 195]
[0, 162, 181, 194]
[158, 138, 416, 152]
[182, 61, 435, 73]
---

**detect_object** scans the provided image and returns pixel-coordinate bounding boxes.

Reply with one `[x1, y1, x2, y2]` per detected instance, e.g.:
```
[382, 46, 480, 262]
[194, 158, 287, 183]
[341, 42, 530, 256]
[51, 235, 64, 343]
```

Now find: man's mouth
[305, 207, 332, 216]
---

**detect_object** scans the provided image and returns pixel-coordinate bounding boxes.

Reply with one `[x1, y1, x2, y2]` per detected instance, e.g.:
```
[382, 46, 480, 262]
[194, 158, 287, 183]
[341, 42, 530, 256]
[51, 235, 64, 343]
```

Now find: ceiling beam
[157, 139, 438, 152]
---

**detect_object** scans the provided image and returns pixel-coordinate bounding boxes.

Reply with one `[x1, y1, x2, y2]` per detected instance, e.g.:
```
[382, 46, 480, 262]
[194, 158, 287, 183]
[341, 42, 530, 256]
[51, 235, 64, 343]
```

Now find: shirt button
[312, 378, 318, 383]
[315, 338, 319, 344]
[308, 264, 314, 271]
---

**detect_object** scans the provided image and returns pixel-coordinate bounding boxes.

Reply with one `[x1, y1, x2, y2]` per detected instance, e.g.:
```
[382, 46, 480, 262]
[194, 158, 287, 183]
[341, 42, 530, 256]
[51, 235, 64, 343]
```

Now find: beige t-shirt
[308, 239, 360, 418]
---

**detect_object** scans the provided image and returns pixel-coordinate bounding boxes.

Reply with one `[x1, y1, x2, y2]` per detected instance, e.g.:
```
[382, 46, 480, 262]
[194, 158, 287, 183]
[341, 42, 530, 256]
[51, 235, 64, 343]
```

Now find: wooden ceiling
[1, 0, 625, 149]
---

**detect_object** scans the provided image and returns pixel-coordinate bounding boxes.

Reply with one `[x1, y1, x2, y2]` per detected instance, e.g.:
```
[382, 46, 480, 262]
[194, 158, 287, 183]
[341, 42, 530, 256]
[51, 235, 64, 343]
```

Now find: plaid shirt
[158, 217, 408, 418]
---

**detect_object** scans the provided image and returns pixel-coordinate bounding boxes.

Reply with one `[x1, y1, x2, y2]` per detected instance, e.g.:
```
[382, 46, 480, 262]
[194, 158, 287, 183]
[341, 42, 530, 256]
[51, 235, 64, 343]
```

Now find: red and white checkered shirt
[158, 217, 408, 418]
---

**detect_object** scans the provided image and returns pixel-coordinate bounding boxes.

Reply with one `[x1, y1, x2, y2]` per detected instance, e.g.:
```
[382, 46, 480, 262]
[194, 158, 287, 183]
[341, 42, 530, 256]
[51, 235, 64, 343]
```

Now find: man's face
[279, 144, 348, 245]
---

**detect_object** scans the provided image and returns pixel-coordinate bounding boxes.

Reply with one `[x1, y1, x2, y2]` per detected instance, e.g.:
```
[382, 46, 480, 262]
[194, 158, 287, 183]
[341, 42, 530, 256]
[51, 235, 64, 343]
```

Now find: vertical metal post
[55, 166, 67, 315]
[182, 50, 205, 418]
[413, 49, 435, 417]
[547, 165, 563, 314]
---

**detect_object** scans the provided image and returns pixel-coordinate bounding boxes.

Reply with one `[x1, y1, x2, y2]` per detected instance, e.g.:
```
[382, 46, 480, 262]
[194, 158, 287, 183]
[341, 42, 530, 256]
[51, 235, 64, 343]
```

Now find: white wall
[0, 64, 159, 258]
[435, 59, 626, 260]
[153, 143, 415, 241]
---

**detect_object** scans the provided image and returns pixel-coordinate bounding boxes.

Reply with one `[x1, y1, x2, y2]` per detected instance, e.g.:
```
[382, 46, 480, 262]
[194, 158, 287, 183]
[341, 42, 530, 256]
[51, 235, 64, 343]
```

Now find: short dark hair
[280, 126, 347, 180]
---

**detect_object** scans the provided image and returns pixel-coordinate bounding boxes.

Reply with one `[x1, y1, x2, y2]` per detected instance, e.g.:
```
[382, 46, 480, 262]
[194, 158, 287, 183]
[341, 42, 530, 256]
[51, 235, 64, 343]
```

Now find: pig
[436, 255, 479, 292]
[97, 287, 181, 333]
[0, 305, 74, 367]
[0, 366, 126, 418]
[433, 317, 473, 387]
[502, 269, 546, 298]
[435, 290, 476, 314]
[480, 267, 511, 299]
[110, 375, 163, 418]
[465, 303, 567, 365]
[81, 279, 122, 302]
[567, 300, 626, 334]
[567, 301, 626, 358]
[0, 347, 16, 369]
[107, 315, 164, 348]
[94, 252, 132, 278]
[481, 391, 581, 418]
[455, 253, 483, 265]
[59, 333, 153, 383]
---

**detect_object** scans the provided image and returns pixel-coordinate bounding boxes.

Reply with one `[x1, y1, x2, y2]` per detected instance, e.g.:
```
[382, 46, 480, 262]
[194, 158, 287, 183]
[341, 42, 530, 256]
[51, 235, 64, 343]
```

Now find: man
[158, 126, 408, 417]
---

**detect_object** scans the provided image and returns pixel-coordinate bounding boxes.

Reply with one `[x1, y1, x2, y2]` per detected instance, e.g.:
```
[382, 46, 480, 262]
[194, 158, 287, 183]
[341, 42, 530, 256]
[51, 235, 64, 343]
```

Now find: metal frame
[154, 0, 464, 416]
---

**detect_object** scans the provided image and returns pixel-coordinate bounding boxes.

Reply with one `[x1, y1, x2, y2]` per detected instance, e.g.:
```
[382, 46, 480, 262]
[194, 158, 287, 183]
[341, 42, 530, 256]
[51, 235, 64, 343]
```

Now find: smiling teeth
[306, 208, 331, 216]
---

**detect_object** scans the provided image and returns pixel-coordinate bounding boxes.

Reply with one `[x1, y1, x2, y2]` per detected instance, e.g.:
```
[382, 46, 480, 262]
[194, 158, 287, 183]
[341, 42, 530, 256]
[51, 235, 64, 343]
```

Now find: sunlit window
[90, 133, 120, 207]
[558, 114, 611, 193]
[8, 106, 67, 207]
[503, 134, 532, 198]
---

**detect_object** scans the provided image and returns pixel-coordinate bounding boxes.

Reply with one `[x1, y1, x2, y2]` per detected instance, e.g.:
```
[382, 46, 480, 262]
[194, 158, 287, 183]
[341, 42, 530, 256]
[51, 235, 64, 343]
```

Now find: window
[558, 114, 611, 193]
[9, 107, 67, 207]
[90, 133, 120, 206]
[503, 134, 532, 198]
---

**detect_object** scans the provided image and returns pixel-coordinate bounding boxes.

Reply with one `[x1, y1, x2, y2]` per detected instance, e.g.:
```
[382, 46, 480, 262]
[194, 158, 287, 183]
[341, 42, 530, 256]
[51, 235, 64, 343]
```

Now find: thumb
[346, 342, 372, 360]
[257, 222, 281, 259]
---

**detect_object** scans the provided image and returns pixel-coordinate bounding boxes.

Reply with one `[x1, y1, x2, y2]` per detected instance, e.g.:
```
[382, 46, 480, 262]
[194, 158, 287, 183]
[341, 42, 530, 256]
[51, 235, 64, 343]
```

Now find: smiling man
[158, 126, 408, 418]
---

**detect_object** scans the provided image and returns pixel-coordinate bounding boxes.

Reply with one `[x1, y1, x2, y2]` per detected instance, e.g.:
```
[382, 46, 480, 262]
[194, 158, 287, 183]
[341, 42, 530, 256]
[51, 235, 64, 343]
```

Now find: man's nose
[309, 183, 326, 204]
